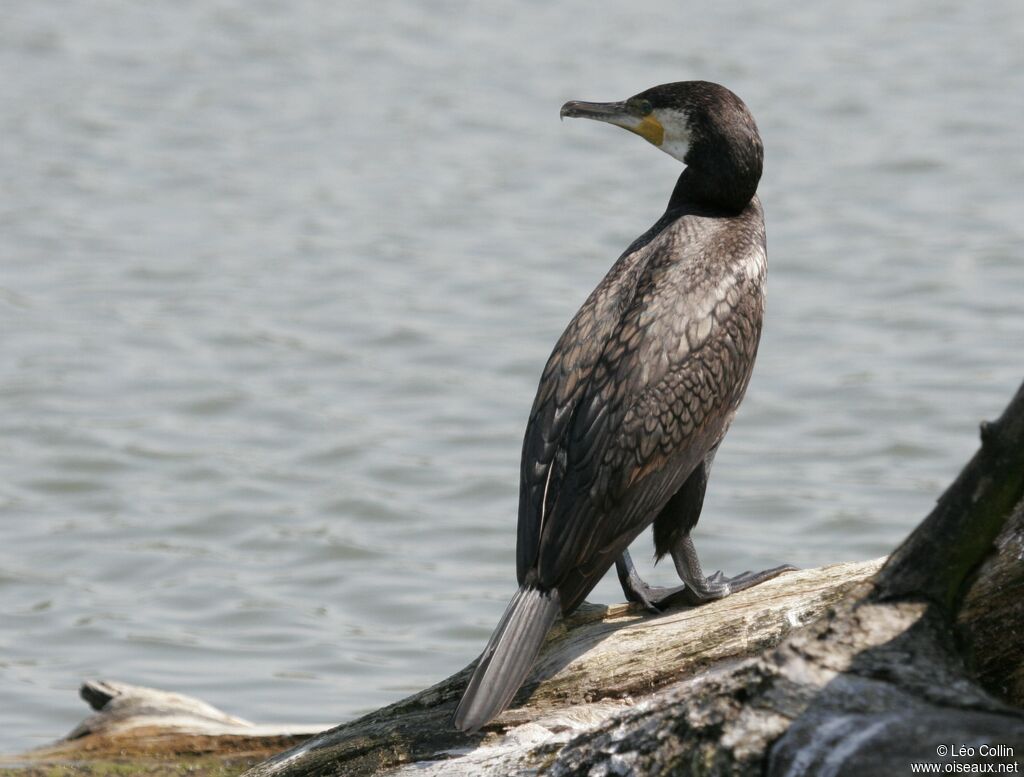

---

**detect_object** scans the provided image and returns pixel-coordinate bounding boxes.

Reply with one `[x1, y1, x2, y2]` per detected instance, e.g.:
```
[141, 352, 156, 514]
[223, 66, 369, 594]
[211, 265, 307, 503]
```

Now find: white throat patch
[654, 108, 692, 164]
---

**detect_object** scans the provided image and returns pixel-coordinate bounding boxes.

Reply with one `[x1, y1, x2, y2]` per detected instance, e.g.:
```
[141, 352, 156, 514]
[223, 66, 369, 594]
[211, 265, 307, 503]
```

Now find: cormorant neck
[666, 138, 762, 214]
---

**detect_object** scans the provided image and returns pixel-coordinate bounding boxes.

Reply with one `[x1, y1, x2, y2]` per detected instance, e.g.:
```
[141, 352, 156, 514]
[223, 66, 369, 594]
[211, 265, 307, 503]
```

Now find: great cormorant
[454, 80, 794, 733]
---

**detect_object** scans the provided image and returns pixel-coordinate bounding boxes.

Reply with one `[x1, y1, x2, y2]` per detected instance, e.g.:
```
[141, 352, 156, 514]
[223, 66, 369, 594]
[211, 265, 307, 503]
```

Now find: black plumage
[455, 81, 793, 733]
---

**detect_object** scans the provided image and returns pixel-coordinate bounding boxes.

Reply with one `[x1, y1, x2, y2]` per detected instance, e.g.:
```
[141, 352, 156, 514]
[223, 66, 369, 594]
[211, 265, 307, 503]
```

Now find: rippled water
[1, 0, 1022, 753]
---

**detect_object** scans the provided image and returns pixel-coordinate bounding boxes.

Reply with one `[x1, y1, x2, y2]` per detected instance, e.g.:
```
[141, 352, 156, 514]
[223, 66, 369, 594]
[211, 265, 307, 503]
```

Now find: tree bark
[7, 380, 1024, 777]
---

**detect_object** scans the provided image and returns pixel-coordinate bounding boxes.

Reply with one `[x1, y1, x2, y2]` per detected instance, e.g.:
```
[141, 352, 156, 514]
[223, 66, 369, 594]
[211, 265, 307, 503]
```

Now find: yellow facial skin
[629, 114, 665, 146]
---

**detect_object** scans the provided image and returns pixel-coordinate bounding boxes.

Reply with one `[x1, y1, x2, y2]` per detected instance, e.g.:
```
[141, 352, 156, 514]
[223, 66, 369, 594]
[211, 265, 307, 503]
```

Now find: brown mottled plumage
[520, 198, 766, 610]
[455, 81, 794, 733]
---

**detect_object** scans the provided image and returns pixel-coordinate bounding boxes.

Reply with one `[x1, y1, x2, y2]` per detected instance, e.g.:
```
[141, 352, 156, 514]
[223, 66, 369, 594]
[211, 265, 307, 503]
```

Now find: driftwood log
[7, 380, 1024, 776]
[4, 560, 883, 776]
[3, 680, 326, 776]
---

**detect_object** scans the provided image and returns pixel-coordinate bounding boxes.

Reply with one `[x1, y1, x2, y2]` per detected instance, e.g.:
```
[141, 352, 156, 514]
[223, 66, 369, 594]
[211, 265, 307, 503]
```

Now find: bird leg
[614, 549, 692, 613]
[669, 534, 797, 604]
[616, 537, 796, 612]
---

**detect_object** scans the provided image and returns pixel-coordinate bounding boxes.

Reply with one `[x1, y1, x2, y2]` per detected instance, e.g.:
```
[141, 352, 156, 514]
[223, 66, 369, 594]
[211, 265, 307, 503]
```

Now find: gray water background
[1, 0, 1022, 753]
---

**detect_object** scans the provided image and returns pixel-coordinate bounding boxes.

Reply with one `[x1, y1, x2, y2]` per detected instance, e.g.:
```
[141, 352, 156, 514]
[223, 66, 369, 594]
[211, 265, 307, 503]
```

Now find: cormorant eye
[626, 98, 653, 116]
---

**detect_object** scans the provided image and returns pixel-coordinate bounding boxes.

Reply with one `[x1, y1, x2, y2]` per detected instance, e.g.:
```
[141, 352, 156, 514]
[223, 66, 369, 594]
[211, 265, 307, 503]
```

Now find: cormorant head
[561, 81, 763, 211]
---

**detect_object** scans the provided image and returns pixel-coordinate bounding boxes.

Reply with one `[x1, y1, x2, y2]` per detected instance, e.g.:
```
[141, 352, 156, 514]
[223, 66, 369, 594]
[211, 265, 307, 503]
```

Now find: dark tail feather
[453, 586, 561, 733]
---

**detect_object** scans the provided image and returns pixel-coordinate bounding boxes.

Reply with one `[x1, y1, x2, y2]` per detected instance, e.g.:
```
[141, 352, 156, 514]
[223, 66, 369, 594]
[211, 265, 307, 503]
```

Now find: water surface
[1, 0, 1022, 752]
